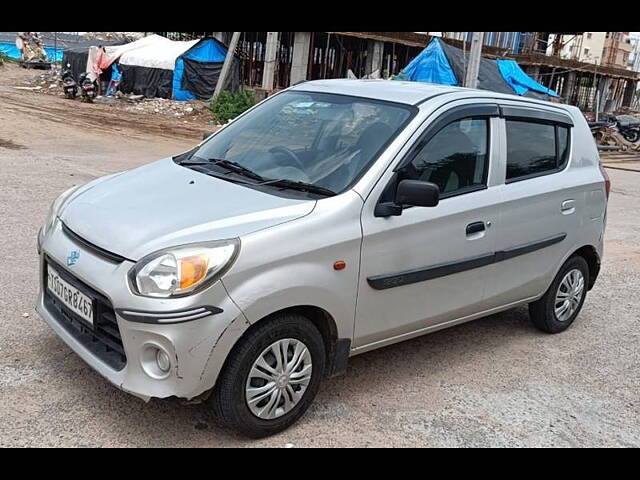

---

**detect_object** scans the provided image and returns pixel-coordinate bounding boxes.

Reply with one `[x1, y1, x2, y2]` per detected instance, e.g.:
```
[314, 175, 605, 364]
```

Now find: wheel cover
[554, 269, 585, 322]
[245, 338, 312, 420]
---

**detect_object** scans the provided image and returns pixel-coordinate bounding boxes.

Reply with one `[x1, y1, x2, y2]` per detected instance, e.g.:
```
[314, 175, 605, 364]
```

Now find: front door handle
[466, 221, 486, 235]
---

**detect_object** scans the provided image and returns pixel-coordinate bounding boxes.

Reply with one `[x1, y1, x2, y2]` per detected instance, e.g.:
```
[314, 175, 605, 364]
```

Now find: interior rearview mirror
[396, 179, 440, 207]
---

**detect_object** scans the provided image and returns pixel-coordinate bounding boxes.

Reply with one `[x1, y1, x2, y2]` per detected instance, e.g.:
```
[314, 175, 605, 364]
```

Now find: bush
[209, 90, 256, 124]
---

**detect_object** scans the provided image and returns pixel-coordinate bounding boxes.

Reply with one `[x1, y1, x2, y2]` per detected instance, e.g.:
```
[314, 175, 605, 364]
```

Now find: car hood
[59, 158, 316, 261]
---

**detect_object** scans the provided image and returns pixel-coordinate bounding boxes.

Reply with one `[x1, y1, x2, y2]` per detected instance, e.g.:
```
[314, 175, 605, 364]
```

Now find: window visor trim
[394, 103, 500, 172]
[499, 105, 574, 127]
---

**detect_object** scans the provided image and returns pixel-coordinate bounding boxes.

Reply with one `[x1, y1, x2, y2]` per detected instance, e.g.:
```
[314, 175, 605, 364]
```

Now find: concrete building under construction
[154, 31, 640, 113]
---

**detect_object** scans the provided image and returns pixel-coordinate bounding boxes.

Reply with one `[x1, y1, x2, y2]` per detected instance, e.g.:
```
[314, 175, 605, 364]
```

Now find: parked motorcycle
[589, 117, 640, 152]
[615, 115, 640, 143]
[78, 72, 98, 103]
[60, 63, 77, 100]
[603, 114, 640, 143]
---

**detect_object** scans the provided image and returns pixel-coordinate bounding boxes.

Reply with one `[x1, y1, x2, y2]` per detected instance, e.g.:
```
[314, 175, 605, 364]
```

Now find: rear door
[484, 104, 578, 308]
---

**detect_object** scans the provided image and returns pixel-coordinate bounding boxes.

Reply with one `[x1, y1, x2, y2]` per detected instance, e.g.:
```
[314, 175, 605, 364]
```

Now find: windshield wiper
[180, 158, 335, 196]
[260, 178, 336, 197]
[180, 157, 265, 182]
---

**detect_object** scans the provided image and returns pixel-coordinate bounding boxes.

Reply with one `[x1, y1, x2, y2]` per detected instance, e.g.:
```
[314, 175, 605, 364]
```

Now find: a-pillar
[290, 32, 311, 85]
[262, 32, 280, 90]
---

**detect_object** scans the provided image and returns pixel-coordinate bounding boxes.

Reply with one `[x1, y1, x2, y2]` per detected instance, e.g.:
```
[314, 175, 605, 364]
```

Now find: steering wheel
[269, 146, 306, 172]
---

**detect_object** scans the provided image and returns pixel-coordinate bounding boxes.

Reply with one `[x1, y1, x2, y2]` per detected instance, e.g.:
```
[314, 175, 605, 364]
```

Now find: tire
[529, 255, 589, 334]
[623, 130, 639, 143]
[208, 313, 326, 438]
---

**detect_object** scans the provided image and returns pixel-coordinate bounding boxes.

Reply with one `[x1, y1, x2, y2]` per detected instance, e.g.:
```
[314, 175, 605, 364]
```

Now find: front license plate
[47, 265, 94, 326]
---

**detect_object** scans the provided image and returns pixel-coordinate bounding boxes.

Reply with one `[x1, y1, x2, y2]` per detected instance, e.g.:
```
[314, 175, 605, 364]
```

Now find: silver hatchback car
[36, 79, 609, 437]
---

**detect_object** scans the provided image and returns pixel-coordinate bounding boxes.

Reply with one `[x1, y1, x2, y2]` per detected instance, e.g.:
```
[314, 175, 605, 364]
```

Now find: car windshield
[182, 91, 415, 195]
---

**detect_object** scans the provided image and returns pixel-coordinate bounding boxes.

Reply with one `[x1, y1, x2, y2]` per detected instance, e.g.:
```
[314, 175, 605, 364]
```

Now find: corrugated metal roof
[0, 32, 84, 48]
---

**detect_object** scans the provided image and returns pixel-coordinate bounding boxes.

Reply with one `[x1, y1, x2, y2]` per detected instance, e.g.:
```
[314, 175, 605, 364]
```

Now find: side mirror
[374, 179, 440, 217]
[396, 179, 440, 207]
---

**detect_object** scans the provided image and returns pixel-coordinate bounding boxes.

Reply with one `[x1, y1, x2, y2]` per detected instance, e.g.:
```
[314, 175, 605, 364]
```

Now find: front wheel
[209, 313, 326, 438]
[529, 256, 589, 333]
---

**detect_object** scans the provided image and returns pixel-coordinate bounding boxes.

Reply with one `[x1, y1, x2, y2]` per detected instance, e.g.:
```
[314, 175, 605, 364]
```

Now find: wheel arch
[202, 303, 349, 399]
[539, 243, 602, 301]
[571, 244, 601, 290]
[245, 305, 347, 378]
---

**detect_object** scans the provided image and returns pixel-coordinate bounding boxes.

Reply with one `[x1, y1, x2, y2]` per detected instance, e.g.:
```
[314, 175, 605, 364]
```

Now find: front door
[354, 105, 502, 350]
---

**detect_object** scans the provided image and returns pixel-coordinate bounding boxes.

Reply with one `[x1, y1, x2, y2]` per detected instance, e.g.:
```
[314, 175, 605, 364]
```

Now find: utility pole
[464, 32, 484, 88]
[213, 32, 241, 100]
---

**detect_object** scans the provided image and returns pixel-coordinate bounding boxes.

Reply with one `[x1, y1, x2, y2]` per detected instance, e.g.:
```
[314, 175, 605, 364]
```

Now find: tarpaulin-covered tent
[89, 34, 240, 100]
[399, 38, 558, 99]
[61, 40, 125, 82]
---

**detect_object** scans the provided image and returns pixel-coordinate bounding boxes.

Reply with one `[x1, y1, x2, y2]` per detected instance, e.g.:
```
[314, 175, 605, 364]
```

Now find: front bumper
[36, 220, 248, 401]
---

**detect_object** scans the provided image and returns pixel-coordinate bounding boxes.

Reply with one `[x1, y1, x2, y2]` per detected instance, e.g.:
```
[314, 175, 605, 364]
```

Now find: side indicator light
[333, 260, 346, 271]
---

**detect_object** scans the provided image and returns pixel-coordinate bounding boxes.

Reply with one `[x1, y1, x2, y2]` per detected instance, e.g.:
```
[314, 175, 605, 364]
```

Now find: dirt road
[1, 63, 639, 447]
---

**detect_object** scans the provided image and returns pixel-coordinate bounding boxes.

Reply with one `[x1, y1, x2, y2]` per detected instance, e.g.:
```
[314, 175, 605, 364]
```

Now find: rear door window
[505, 120, 571, 182]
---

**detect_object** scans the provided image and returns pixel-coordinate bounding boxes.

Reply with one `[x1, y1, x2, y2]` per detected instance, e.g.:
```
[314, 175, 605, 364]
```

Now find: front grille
[43, 256, 127, 371]
[61, 222, 127, 264]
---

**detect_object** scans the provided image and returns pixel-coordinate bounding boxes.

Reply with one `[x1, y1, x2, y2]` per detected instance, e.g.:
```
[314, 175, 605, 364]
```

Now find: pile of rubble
[109, 93, 211, 120]
[23, 68, 60, 92]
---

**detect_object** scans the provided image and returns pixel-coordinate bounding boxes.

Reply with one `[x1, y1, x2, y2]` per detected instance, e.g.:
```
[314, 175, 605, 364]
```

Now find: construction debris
[590, 113, 640, 151]
[19, 68, 213, 122]
[116, 96, 208, 119]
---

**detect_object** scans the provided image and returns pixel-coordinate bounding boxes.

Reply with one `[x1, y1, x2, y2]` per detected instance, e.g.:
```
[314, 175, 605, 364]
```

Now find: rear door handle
[466, 221, 486, 235]
[561, 199, 575, 215]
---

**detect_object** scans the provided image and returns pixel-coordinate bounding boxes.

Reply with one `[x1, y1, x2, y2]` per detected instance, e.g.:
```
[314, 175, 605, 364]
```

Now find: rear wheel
[529, 256, 589, 333]
[623, 130, 640, 143]
[209, 313, 325, 438]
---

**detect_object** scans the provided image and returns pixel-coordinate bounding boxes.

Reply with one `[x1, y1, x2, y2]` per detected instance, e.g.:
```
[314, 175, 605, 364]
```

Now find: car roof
[289, 79, 573, 114]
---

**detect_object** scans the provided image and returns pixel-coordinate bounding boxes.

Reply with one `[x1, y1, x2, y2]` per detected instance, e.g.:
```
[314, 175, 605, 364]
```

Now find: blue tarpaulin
[0, 42, 63, 62]
[398, 38, 458, 85]
[173, 38, 229, 101]
[496, 59, 558, 97]
[398, 38, 558, 99]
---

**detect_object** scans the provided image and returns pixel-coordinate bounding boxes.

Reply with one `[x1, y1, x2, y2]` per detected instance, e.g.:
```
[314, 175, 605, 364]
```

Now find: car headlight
[42, 184, 82, 237]
[129, 239, 240, 298]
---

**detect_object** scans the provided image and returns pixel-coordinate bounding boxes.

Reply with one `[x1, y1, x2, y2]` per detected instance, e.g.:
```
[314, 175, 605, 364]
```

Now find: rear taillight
[599, 162, 611, 199]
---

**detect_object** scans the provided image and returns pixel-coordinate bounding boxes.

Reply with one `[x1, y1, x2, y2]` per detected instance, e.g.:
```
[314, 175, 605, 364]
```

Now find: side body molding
[368, 233, 567, 290]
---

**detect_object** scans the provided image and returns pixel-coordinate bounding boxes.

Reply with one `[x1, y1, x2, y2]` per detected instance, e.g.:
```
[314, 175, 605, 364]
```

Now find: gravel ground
[1, 64, 639, 447]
